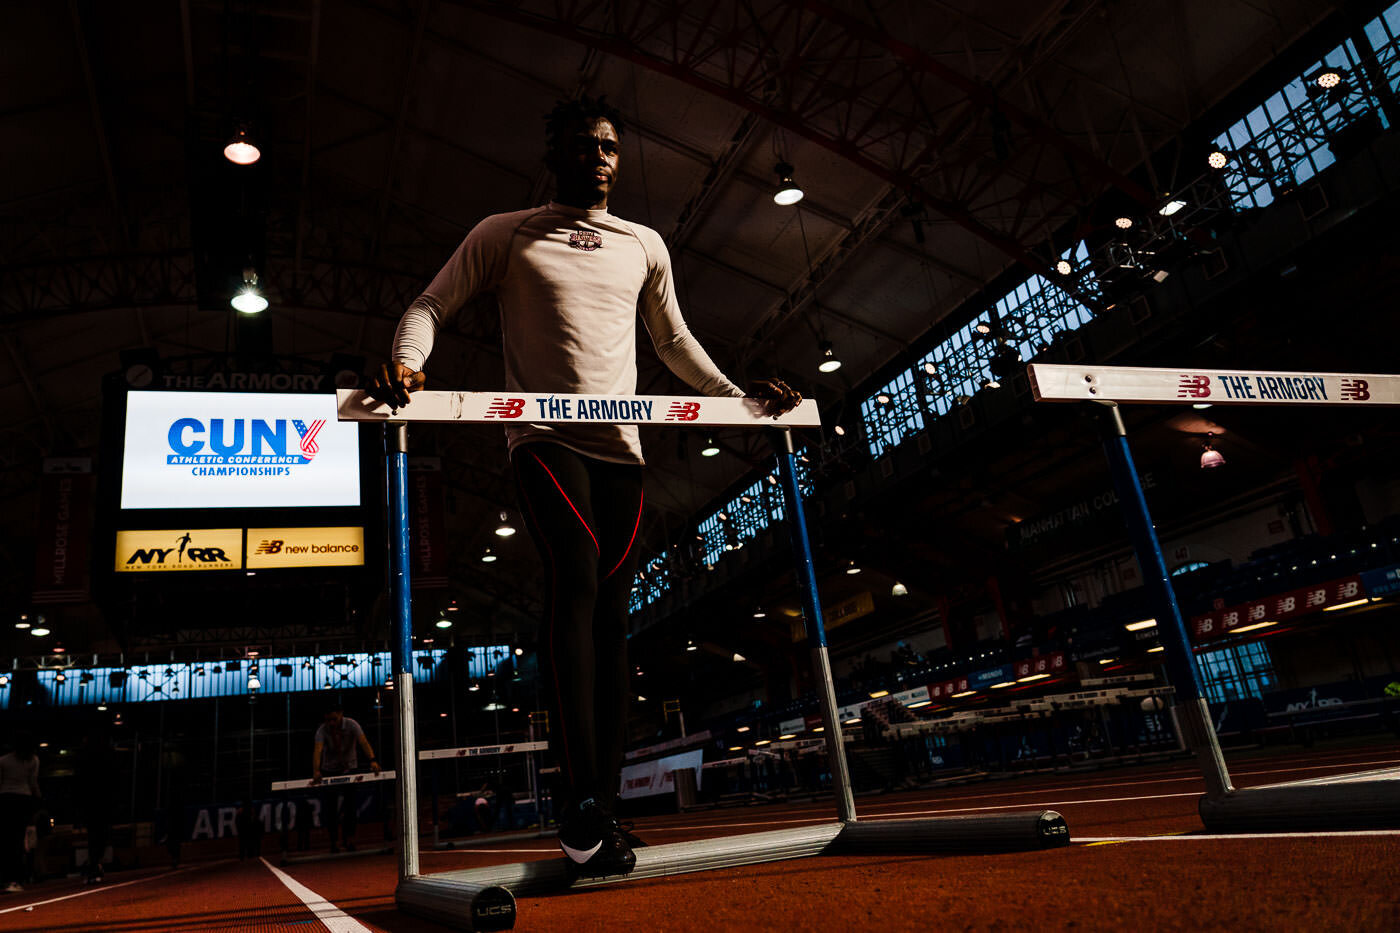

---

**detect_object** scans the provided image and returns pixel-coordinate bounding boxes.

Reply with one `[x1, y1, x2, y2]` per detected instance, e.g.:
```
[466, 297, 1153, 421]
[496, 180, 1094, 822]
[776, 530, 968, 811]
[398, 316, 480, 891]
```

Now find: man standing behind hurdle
[370, 95, 800, 876]
[312, 705, 381, 853]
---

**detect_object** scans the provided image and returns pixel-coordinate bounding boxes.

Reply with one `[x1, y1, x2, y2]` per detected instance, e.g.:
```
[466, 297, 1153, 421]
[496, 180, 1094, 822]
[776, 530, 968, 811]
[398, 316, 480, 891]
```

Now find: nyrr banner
[246, 527, 365, 568]
[115, 529, 243, 572]
[32, 458, 95, 604]
[408, 458, 447, 588]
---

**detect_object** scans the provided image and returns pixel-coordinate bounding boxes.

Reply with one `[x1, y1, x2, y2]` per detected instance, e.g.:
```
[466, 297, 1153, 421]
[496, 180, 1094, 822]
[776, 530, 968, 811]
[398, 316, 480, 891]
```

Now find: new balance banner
[246, 527, 365, 568]
[1190, 575, 1364, 641]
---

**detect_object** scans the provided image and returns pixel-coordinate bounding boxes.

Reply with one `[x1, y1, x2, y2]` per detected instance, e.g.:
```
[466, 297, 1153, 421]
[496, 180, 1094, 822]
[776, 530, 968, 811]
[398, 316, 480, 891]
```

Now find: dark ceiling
[3, 0, 1376, 669]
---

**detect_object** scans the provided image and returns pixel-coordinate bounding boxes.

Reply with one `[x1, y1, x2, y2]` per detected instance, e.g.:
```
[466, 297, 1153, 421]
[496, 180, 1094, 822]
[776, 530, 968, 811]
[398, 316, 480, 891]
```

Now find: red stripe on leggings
[527, 450, 599, 554]
[603, 488, 644, 580]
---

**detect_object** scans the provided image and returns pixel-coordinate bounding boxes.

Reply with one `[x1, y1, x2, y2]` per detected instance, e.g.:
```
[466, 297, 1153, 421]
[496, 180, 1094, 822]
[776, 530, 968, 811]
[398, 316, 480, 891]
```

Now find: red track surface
[4, 742, 1398, 931]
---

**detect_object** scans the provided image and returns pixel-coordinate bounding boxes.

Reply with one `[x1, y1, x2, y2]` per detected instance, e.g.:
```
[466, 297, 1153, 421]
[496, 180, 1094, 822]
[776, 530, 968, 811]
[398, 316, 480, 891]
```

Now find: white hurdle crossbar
[1027, 362, 1400, 834]
[1028, 363, 1400, 407]
[336, 389, 824, 426]
[419, 741, 550, 761]
[270, 770, 398, 793]
[338, 390, 1068, 931]
[272, 770, 399, 866]
[419, 741, 555, 849]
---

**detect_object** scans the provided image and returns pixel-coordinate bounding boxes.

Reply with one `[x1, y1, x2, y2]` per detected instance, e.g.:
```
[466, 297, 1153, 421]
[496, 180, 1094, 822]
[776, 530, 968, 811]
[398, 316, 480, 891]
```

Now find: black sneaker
[557, 799, 636, 876]
[611, 817, 648, 849]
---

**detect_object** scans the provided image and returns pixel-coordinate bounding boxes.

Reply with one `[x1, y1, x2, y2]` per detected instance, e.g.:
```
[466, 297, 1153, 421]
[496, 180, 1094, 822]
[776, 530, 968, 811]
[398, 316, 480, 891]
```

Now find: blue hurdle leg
[773, 428, 857, 822]
[386, 423, 422, 877]
[1096, 404, 1233, 798]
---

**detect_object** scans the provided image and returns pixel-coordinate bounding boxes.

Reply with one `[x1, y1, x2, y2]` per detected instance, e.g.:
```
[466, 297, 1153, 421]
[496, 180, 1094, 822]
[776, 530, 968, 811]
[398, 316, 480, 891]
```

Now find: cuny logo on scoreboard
[164, 417, 327, 468]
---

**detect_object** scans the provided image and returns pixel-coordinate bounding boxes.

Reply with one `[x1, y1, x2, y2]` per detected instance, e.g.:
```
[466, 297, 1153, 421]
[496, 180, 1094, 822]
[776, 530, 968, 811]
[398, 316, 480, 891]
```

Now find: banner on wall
[409, 458, 448, 588]
[790, 591, 874, 641]
[619, 750, 704, 800]
[1189, 575, 1364, 642]
[32, 458, 95, 603]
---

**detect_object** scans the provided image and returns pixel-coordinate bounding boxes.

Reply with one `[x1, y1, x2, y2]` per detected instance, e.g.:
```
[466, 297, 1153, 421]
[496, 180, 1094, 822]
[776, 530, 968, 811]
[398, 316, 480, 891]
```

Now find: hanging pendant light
[224, 124, 261, 165]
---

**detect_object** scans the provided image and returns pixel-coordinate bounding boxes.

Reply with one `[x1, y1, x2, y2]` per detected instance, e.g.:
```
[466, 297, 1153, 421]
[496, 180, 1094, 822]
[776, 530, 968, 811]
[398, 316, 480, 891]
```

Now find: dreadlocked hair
[544, 94, 626, 152]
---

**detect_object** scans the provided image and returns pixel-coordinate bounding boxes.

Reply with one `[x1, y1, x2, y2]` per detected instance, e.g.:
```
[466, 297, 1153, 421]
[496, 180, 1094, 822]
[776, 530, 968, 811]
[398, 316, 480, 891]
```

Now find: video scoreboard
[99, 386, 379, 591]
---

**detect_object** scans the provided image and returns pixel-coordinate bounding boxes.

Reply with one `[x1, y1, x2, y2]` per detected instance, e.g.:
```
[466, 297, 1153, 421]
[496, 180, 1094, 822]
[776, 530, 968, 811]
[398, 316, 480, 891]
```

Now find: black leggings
[513, 442, 643, 809]
[0, 793, 34, 884]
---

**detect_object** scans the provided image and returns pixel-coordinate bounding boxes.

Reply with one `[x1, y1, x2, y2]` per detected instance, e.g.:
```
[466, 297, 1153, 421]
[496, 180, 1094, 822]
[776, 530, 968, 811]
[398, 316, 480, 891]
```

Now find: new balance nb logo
[255, 540, 284, 555]
[485, 398, 526, 419]
[1176, 375, 1211, 398]
[665, 401, 701, 422]
[1340, 379, 1370, 401]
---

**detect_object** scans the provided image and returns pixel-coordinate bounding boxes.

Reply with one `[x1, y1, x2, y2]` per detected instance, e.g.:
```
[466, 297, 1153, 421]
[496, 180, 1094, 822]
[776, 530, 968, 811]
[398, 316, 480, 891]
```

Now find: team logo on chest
[569, 229, 603, 251]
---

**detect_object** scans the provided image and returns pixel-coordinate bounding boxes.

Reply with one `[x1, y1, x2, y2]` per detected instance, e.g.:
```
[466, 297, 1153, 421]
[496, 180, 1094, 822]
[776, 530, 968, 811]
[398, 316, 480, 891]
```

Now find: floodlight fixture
[223, 125, 261, 165]
[231, 268, 268, 314]
[772, 162, 804, 206]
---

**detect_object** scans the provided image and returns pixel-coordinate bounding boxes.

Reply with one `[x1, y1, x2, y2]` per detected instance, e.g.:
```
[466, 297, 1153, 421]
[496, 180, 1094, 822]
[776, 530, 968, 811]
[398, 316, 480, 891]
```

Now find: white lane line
[0, 861, 223, 915]
[1077, 830, 1400, 842]
[260, 857, 371, 933]
[849, 758, 1400, 813]
[655, 756, 1400, 833]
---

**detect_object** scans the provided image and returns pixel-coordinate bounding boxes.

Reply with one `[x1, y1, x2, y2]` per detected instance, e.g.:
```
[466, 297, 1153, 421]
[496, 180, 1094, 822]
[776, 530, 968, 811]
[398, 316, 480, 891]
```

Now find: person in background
[312, 705, 381, 852]
[234, 800, 262, 860]
[75, 726, 115, 884]
[0, 735, 40, 893]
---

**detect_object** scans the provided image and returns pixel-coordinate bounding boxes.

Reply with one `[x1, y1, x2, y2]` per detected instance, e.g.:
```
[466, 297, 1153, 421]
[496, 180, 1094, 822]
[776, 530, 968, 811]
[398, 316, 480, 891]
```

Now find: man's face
[552, 117, 620, 206]
[325, 710, 343, 727]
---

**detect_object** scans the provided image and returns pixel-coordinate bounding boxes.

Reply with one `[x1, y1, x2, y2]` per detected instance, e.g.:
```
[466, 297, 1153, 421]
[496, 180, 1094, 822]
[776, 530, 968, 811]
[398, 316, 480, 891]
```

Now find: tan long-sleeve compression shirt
[392, 202, 743, 464]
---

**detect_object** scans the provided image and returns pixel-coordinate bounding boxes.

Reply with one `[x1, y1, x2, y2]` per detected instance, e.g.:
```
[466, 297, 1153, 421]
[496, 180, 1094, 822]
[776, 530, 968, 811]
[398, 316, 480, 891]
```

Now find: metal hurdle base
[1198, 767, 1400, 832]
[396, 812, 1067, 931]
